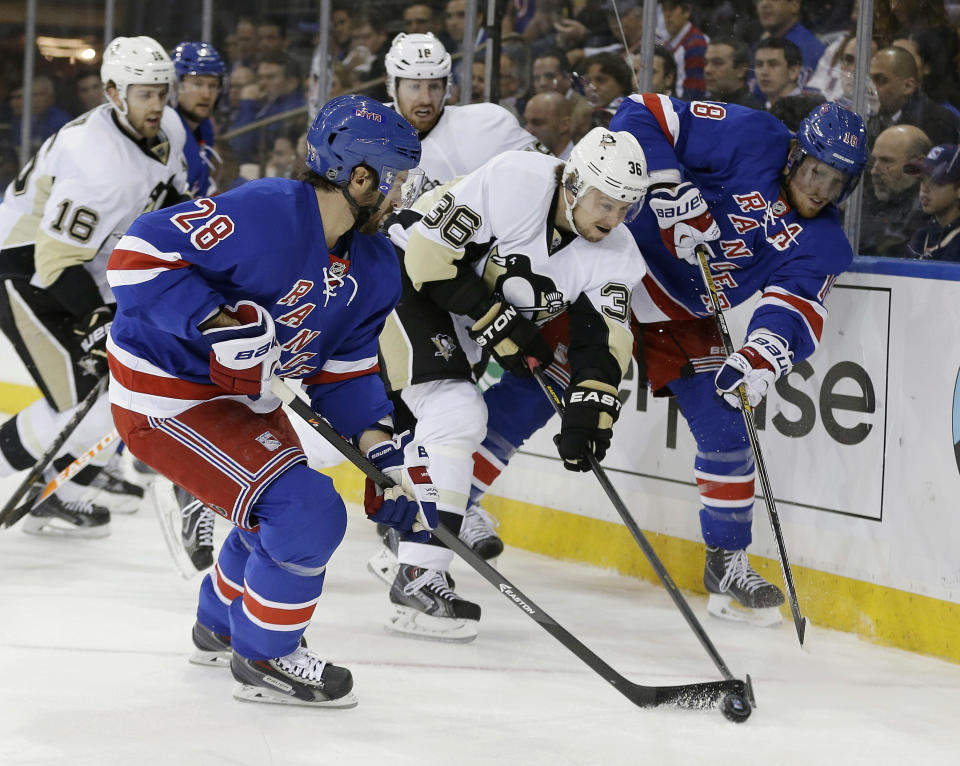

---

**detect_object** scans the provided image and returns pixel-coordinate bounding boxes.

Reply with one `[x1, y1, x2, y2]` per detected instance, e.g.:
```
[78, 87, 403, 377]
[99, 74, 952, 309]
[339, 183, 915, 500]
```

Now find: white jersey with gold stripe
[0, 103, 188, 303]
[393, 150, 646, 377]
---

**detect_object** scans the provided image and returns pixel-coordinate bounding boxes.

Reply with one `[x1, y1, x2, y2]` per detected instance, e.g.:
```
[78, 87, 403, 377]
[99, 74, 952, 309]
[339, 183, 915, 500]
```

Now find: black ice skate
[366, 525, 401, 585]
[230, 646, 357, 708]
[177, 487, 216, 572]
[386, 565, 481, 643]
[191, 621, 307, 668]
[704, 546, 785, 627]
[86, 452, 147, 514]
[149, 477, 215, 578]
[22, 485, 110, 539]
[459, 503, 504, 560]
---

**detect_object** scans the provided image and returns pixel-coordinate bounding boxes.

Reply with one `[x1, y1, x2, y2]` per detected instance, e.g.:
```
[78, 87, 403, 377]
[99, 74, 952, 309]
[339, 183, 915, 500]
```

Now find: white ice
[0, 471, 957, 766]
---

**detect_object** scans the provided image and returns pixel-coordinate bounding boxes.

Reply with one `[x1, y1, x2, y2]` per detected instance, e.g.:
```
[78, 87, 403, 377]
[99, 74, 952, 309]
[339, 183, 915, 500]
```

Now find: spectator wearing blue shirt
[751, 0, 825, 97]
[3, 76, 70, 155]
[905, 143, 960, 260]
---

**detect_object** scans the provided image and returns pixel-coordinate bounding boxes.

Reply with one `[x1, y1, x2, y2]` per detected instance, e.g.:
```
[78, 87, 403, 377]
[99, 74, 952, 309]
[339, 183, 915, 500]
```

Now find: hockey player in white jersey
[0, 36, 188, 536]
[375, 127, 649, 641]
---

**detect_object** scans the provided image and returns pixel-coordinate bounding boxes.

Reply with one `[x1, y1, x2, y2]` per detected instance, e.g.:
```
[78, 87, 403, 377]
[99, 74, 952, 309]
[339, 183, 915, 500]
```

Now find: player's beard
[357, 196, 391, 234]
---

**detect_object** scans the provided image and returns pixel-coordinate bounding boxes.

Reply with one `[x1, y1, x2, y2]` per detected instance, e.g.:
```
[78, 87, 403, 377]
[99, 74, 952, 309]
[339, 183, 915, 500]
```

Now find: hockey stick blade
[0, 377, 107, 529]
[695, 245, 807, 647]
[271, 378, 751, 718]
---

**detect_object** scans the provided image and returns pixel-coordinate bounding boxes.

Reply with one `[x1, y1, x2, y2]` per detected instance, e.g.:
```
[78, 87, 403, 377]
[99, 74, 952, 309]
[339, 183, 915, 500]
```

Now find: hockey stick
[0, 377, 108, 529]
[694, 244, 807, 646]
[270, 377, 753, 720]
[35, 429, 120, 504]
[529, 366, 752, 684]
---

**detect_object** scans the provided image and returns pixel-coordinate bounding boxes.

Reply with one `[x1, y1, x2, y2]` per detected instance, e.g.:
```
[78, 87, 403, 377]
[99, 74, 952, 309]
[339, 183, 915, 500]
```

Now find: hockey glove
[202, 301, 281, 397]
[715, 330, 792, 409]
[73, 305, 116, 378]
[469, 299, 553, 376]
[648, 182, 721, 265]
[364, 431, 439, 543]
[555, 380, 622, 471]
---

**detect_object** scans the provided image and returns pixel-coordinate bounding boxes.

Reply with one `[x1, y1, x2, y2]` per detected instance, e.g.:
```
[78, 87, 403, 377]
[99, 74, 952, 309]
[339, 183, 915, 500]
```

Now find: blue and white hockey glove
[715, 331, 792, 409]
[202, 301, 281, 397]
[364, 431, 439, 543]
[648, 181, 720, 264]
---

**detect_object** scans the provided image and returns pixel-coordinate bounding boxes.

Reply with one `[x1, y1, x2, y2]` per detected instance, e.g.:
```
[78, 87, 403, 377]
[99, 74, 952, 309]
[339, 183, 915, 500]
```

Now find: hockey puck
[720, 693, 751, 723]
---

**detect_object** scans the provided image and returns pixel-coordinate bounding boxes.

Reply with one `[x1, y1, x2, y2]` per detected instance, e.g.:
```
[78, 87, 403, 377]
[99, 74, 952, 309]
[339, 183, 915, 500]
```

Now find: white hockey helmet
[384, 32, 452, 102]
[101, 36, 176, 114]
[562, 127, 649, 233]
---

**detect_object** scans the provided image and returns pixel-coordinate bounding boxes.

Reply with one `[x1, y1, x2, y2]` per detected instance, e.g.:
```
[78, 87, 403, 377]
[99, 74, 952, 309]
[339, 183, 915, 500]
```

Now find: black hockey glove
[73, 305, 116, 378]
[468, 299, 553, 377]
[555, 380, 622, 472]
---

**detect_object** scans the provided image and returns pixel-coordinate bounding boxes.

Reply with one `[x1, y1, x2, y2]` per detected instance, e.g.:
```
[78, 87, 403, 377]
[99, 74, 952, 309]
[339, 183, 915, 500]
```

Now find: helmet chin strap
[562, 185, 585, 238]
[341, 186, 384, 231]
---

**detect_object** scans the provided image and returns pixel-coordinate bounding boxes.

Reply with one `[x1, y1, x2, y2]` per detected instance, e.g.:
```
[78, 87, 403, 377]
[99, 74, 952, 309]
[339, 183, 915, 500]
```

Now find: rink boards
[2, 259, 958, 662]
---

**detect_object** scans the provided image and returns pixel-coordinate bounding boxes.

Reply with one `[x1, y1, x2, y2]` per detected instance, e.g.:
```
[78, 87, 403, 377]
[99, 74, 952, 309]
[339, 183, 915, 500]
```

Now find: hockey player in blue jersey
[106, 95, 438, 708]
[470, 98, 868, 627]
[171, 41, 224, 197]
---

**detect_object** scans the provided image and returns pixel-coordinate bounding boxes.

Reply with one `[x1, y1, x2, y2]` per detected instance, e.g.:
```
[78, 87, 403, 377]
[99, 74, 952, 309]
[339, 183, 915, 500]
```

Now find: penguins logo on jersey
[484, 251, 568, 322]
[431, 333, 457, 361]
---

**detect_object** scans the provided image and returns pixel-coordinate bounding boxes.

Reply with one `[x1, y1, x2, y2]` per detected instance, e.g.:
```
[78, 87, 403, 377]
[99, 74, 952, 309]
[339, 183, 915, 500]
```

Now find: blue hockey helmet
[305, 94, 421, 197]
[171, 41, 226, 80]
[792, 102, 868, 204]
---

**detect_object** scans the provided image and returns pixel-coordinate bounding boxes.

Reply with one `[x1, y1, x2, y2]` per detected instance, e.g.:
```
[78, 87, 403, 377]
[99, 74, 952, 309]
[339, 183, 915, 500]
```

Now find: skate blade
[189, 650, 232, 668]
[366, 547, 399, 585]
[93, 493, 143, 515]
[148, 478, 203, 580]
[21, 514, 110, 539]
[707, 593, 783, 628]
[232, 682, 358, 709]
[384, 606, 479, 643]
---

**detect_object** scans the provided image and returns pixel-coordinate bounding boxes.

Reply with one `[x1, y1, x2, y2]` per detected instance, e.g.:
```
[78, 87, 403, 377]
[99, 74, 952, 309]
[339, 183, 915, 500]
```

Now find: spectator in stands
[230, 18, 258, 72]
[869, 46, 960, 148]
[227, 65, 255, 121]
[659, 0, 707, 99]
[892, 31, 960, 117]
[754, 37, 810, 109]
[499, 49, 527, 119]
[346, 12, 390, 99]
[769, 92, 826, 130]
[523, 91, 573, 158]
[648, 45, 678, 97]
[705, 36, 764, 108]
[75, 69, 105, 113]
[860, 124, 932, 258]
[230, 53, 305, 165]
[531, 49, 592, 141]
[753, 0, 825, 88]
[404, 3, 441, 37]
[582, 52, 633, 129]
[256, 16, 288, 60]
[263, 129, 299, 178]
[4, 76, 70, 155]
[444, 0, 482, 54]
[905, 143, 960, 260]
[331, 3, 354, 62]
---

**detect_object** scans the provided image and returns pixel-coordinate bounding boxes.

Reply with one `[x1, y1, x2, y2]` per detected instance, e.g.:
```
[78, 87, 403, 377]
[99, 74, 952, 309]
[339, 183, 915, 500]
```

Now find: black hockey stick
[694, 244, 807, 646]
[0, 376, 108, 529]
[270, 378, 752, 720]
[529, 367, 754, 684]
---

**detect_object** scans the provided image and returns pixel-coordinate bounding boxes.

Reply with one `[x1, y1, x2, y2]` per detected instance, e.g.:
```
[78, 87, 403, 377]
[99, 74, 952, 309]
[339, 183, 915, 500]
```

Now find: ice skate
[704, 546, 785, 627]
[459, 503, 504, 560]
[149, 477, 215, 578]
[22, 479, 110, 538]
[386, 565, 480, 643]
[86, 450, 147, 514]
[191, 621, 307, 668]
[366, 526, 401, 585]
[230, 646, 357, 708]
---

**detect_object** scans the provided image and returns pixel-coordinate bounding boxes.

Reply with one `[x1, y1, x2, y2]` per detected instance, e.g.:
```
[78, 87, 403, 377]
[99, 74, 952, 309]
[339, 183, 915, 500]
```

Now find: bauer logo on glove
[715, 330, 792, 409]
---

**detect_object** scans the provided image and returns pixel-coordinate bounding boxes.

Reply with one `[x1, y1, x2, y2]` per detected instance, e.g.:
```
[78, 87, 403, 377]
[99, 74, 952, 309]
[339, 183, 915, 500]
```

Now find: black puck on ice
[720, 693, 751, 723]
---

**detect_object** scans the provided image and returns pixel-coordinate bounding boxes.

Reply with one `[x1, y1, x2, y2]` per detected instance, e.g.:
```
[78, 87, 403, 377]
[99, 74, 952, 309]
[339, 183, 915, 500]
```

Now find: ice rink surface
[1, 472, 958, 766]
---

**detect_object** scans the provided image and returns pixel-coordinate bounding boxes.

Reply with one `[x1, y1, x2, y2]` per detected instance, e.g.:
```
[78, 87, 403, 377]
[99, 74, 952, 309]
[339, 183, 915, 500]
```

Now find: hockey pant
[113, 399, 345, 660]
[0, 277, 119, 481]
[469, 372, 756, 551]
[396, 378, 487, 572]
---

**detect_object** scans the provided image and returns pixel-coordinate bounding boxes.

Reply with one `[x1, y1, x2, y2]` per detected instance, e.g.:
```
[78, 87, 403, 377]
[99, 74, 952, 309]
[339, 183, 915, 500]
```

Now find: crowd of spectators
[3, 0, 960, 261]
